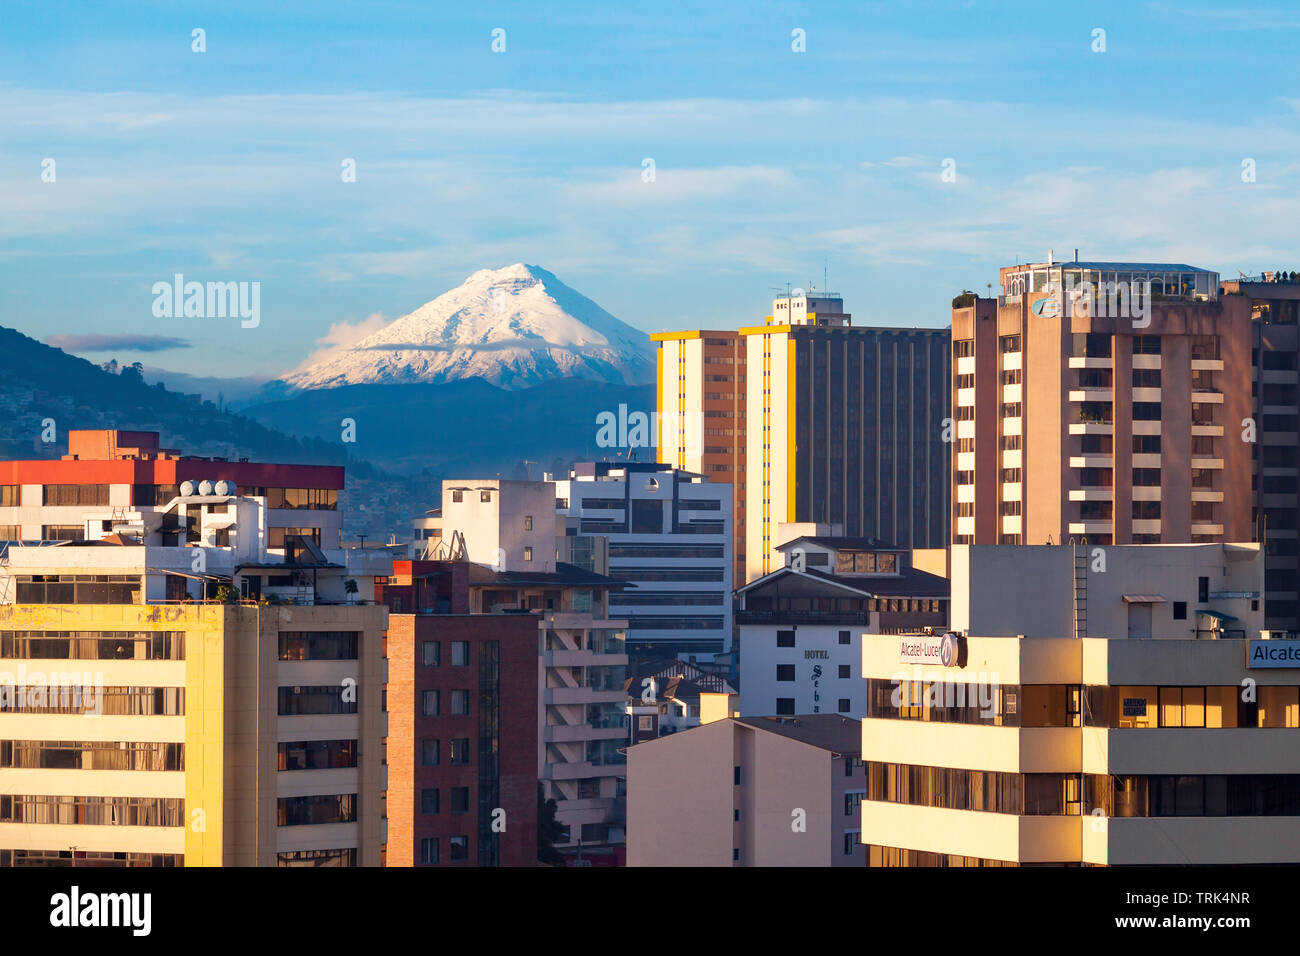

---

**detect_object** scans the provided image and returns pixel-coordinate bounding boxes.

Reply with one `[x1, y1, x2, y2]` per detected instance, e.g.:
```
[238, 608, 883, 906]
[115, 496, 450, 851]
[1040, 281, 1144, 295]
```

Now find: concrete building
[555, 462, 732, 662]
[424, 479, 630, 858]
[379, 560, 539, 867]
[953, 259, 1252, 548]
[651, 329, 747, 584]
[655, 294, 950, 585]
[627, 714, 865, 867]
[858, 541, 1300, 866]
[735, 536, 948, 718]
[0, 431, 386, 867]
[1222, 275, 1300, 634]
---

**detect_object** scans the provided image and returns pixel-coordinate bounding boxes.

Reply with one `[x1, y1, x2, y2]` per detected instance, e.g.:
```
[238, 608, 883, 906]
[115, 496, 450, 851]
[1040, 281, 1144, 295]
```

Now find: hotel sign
[1247, 640, 1300, 669]
[900, 633, 961, 667]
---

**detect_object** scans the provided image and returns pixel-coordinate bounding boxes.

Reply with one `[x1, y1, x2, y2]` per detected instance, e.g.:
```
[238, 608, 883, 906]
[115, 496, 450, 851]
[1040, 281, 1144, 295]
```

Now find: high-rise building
[0, 431, 386, 867]
[1222, 275, 1300, 634]
[953, 259, 1253, 548]
[859, 542, 1300, 866]
[379, 560, 539, 867]
[554, 461, 732, 662]
[655, 294, 950, 585]
[652, 330, 747, 584]
[743, 294, 950, 581]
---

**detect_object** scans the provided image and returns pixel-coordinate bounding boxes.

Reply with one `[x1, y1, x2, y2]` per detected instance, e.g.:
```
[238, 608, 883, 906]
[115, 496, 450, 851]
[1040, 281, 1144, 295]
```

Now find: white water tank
[179, 480, 197, 497]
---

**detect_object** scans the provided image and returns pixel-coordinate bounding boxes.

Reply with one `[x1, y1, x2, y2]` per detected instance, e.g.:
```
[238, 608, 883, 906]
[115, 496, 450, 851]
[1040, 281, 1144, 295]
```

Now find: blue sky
[2, 0, 1299, 381]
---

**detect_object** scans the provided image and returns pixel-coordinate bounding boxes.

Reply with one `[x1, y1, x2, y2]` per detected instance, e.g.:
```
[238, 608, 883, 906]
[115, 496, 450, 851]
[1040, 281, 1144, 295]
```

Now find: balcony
[1132, 486, 1161, 501]
[1069, 455, 1112, 468]
[1069, 422, 1113, 436]
[1069, 355, 1112, 369]
[1191, 457, 1224, 470]
[1191, 522, 1224, 536]
[1191, 423, 1224, 437]
[1069, 521, 1112, 535]
[1191, 490, 1224, 502]
[1132, 519, 1161, 534]
[1069, 488, 1113, 501]
[1068, 388, 1112, 402]
[1191, 358, 1224, 372]
[1131, 387, 1161, 403]
[1191, 389, 1224, 404]
[1131, 453, 1161, 469]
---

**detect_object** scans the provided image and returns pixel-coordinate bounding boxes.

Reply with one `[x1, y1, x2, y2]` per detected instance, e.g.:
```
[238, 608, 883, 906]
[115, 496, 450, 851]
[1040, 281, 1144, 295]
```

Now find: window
[480, 491, 491, 503]
[733, 809, 740, 822]
[450, 787, 470, 814]
[1198, 577, 1209, 603]
[631, 499, 662, 534]
[278, 631, 359, 661]
[43, 484, 109, 506]
[277, 794, 356, 827]
[523, 547, 533, 562]
[839, 665, 851, 679]
[420, 839, 439, 864]
[422, 641, 440, 667]
[422, 690, 440, 716]
[449, 836, 469, 862]
[450, 738, 471, 765]
[451, 641, 470, 666]
[1132, 402, 1161, 421]
[733, 848, 740, 861]
[776, 664, 795, 682]
[734, 766, 742, 786]
[839, 630, 851, 645]
[421, 789, 440, 814]
[278, 686, 356, 716]
[1132, 335, 1161, 354]
[421, 739, 440, 766]
[838, 699, 851, 713]
[776, 698, 795, 715]
[278, 739, 356, 771]
[450, 690, 470, 715]
[777, 630, 795, 648]
[523, 515, 533, 531]
[451, 490, 463, 503]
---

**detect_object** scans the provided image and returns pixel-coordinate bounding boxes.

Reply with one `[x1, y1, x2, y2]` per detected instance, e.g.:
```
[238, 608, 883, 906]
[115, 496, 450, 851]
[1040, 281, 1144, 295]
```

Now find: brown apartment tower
[952, 258, 1252, 548]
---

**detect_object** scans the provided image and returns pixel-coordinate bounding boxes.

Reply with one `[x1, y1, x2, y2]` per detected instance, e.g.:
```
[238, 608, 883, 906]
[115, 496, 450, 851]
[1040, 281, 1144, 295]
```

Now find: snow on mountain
[283, 264, 655, 390]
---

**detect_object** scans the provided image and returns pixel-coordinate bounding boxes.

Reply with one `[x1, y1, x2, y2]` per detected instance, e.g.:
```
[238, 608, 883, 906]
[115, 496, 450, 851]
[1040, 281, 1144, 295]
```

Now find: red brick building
[381, 561, 539, 866]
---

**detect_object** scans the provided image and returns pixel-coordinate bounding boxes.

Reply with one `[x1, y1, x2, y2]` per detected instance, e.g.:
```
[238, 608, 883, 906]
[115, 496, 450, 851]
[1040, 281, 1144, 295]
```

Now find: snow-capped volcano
[284, 264, 654, 390]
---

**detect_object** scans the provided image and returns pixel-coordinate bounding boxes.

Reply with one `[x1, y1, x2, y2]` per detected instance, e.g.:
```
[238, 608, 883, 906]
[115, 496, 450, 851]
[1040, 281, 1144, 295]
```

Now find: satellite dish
[792, 287, 806, 297]
[179, 481, 197, 497]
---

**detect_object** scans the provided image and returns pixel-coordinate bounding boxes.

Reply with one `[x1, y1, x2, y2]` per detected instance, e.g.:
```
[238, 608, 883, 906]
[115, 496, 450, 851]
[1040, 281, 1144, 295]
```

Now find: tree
[537, 784, 566, 865]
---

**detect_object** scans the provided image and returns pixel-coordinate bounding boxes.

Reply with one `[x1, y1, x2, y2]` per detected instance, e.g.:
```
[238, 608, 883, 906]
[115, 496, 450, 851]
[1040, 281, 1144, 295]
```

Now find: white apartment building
[554, 462, 733, 662]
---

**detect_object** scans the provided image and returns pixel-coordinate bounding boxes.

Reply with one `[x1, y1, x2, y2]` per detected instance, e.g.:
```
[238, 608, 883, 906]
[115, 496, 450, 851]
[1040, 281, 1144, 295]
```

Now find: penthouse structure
[0, 430, 386, 867]
[952, 258, 1252, 548]
[858, 542, 1300, 866]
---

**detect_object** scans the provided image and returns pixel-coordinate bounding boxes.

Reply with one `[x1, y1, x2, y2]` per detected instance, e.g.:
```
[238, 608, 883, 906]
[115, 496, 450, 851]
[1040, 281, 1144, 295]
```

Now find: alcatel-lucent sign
[900, 633, 962, 667]
[1247, 640, 1300, 668]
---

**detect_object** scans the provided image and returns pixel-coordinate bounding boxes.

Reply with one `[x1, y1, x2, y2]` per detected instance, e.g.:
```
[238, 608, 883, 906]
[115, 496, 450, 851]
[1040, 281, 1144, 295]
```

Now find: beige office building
[952, 259, 1252, 547]
[860, 542, 1300, 866]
